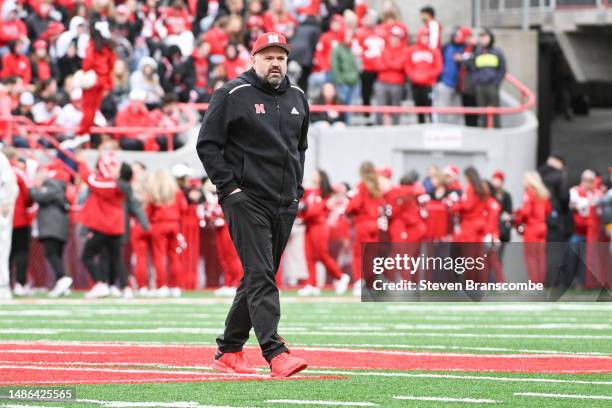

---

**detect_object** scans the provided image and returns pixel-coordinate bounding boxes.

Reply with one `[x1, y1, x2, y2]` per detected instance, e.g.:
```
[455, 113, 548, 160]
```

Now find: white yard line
[76, 399, 260, 408]
[266, 400, 376, 407]
[304, 370, 612, 385]
[393, 395, 497, 404]
[514, 392, 612, 401]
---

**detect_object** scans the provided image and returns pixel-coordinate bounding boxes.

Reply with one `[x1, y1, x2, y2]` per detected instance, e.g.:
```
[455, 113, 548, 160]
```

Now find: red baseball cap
[492, 170, 505, 181]
[251, 32, 291, 56]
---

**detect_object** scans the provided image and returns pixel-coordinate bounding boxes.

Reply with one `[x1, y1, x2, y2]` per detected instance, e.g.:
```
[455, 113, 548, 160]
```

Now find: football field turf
[0, 293, 611, 407]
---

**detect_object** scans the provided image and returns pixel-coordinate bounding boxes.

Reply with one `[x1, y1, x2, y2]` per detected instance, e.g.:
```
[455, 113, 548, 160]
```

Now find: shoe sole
[211, 360, 257, 375]
[271, 362, 308, 378]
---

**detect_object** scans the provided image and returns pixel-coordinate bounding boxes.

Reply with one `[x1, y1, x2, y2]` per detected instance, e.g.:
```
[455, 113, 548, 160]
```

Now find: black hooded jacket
[197, 68, 309, 205]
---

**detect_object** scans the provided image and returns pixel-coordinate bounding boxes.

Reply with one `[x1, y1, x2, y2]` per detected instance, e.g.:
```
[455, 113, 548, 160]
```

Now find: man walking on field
[197, 32, 309, 377]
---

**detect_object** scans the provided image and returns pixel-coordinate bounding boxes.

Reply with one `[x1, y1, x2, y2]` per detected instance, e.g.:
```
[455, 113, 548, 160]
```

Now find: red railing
[1, 73, 535, 153]
[191, 73, 535, 129]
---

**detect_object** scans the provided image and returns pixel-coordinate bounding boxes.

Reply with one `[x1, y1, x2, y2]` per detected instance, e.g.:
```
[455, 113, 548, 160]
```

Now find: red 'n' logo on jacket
[254, 103, 266, 114]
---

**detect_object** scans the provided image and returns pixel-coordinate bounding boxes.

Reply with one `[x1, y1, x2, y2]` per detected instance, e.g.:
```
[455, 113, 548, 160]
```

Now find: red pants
[151, 221, 180, 288]
[523, 242, 546, 284]
[131, 225, 151, 288]
[388, 220, 424, 281]
[305, 222, 343, 286]
[78, 86, 106, 135]
[352, 221, 379, 282]
[180, 211, 201, 289]
[215, 225, 243, 287]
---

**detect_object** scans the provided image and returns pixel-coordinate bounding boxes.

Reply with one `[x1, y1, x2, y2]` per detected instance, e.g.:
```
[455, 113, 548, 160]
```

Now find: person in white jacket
[0, 148, 18, 300]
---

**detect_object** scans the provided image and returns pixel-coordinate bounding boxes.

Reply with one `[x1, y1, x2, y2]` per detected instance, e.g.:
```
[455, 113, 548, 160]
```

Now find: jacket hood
[138, 56, 157, 71]
[239, 67, 291, 94]
[69, 16, 86, 33]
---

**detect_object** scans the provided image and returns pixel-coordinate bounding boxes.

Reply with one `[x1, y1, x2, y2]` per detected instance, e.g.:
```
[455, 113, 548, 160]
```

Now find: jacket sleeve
[196, 88, 239, 197]
[78, 161, 120, 198]
[123, 184, 150, 231]
[29, 185, 60, 205]
[297, 95, 309, 200]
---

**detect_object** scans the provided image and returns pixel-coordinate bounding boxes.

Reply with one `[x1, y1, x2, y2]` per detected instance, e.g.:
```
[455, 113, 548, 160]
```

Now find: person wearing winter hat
[472, 28, 506, 128]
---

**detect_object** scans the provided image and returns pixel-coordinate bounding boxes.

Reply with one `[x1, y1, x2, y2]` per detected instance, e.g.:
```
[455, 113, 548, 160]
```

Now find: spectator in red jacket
[30, 39, 55, 83]
[345, 162, 385, 296]
[203, 16, 230, 62]
[452, 166, 489, 243]
[222, 42, 250, 80]
[4, 148, 35, 296]
[298, 170, 350, 296]
[356, 10, 384, 118]
[378, 4, 409, 44]
[0, 1, 28, 48]
[514, 171, 551, 284]
[115, 90, 156, 151]
[405, 27, 443, 123]
[310, 14, 345, 95]
[373, 25, 407, 125]
[147, 169, 187, 297]
[77, 20, 117, 136]
[1, 39, 32, 85]
[161, 0, 192, 35]
[263, 0, 297, 39]
[190, 38, 210, 101]
[78, 151, 126, 299]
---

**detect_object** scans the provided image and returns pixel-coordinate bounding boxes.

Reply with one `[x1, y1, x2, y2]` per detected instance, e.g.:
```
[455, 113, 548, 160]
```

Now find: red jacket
[514, 187, 551, 242]
[378, 21, 409, 44]
[223, 56, 249, 80]
[11, 165, 35, 228]
[486, 196, 501, 240]
[148, 190, 187, 225]
[424, 196, 450, 240]
[569, 185, 596, 236]
[345, 183, 384, 225]
[161, 7, 192, 34]
[82, 41, 116, 91]
[31, 58, 52, 82]
[115, 101, 153, 141]
[356, 26, 385, 72]
[203, 27, 229, 57]
[385, 184, 426, 242]
[296, 0, 320, 17]
[313, 31, 341, 72]
[192, 53, 208, 89]
[300, 188, 328, 226]
[452, 184, 489, 242]
[262, 11, 297, 37]
[78, 161, 125, 236]
[0, 20, 27, 47]
[1, 53, 31, 84]
[404, 43, 443, 86]
[377, 43, 408, 85]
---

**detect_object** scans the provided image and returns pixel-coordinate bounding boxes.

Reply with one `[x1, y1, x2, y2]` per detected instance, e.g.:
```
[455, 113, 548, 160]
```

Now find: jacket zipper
[275, 95, 289, 203]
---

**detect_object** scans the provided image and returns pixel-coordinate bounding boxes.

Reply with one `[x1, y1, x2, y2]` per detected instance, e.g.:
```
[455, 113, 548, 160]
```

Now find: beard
[259, 68, 284, 88]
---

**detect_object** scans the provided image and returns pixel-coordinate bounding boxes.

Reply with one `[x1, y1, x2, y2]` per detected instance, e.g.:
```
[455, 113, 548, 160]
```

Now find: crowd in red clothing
[1, 0, 510, 153]
[2, 140, 611, 298]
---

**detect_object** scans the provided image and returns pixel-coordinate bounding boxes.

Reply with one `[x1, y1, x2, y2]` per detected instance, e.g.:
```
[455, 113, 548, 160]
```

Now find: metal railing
[1, 73, 535, 152]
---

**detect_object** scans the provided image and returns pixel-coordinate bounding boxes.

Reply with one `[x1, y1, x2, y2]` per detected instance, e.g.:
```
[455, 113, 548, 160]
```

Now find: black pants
[40, 238, 66, 280]
[476, 84, 501, 128]
[360, 70, 378, 116]
[102, 244, 128, 288]
[412, 84, 432, 124]
[462, 93, 479, 127]
[216, 191, 298, 363]
[10, 226, 31, 285]
[81, 230, 122, 283]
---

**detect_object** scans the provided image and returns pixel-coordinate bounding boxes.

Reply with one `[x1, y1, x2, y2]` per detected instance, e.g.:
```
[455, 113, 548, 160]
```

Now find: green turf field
[0, 293, 611, 407]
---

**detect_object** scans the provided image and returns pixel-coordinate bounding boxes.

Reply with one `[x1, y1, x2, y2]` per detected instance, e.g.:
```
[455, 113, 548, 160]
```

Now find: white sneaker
[60, 134, 90, 150]
[138, 287, 151, 297]
[169, 287, 182, 298]
[109, 285, 122, 298]
[0, 286, 12, 300]
[123, 287, 134, 299]
[311, 286, 321, 296]
[48, 277, 73, 298]
[12, 283, 31, 297]
[352, 279, 362, 297]
[297, 285, 317, 296]
[85, 282, 111, 299]
[214, 286, 230, 296]
[226, 286, 237, 296]
[334, 274, 351, 295]
[156, 286, 170, 298]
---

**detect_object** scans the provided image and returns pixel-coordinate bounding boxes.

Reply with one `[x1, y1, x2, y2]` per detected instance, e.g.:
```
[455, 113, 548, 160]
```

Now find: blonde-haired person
[130, 167, 154, 295]
[344, 162, 385, 296]
[147, 169, 188, 297]
[514, 171, 551, 284]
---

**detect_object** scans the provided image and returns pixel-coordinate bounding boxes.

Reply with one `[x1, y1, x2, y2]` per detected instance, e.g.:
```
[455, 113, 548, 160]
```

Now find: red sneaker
[270, 352, 308, 377]
[211, 351, 257, 374]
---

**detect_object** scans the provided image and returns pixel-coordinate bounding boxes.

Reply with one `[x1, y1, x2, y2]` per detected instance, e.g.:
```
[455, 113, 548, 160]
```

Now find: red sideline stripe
[1, 343, 611, 375]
